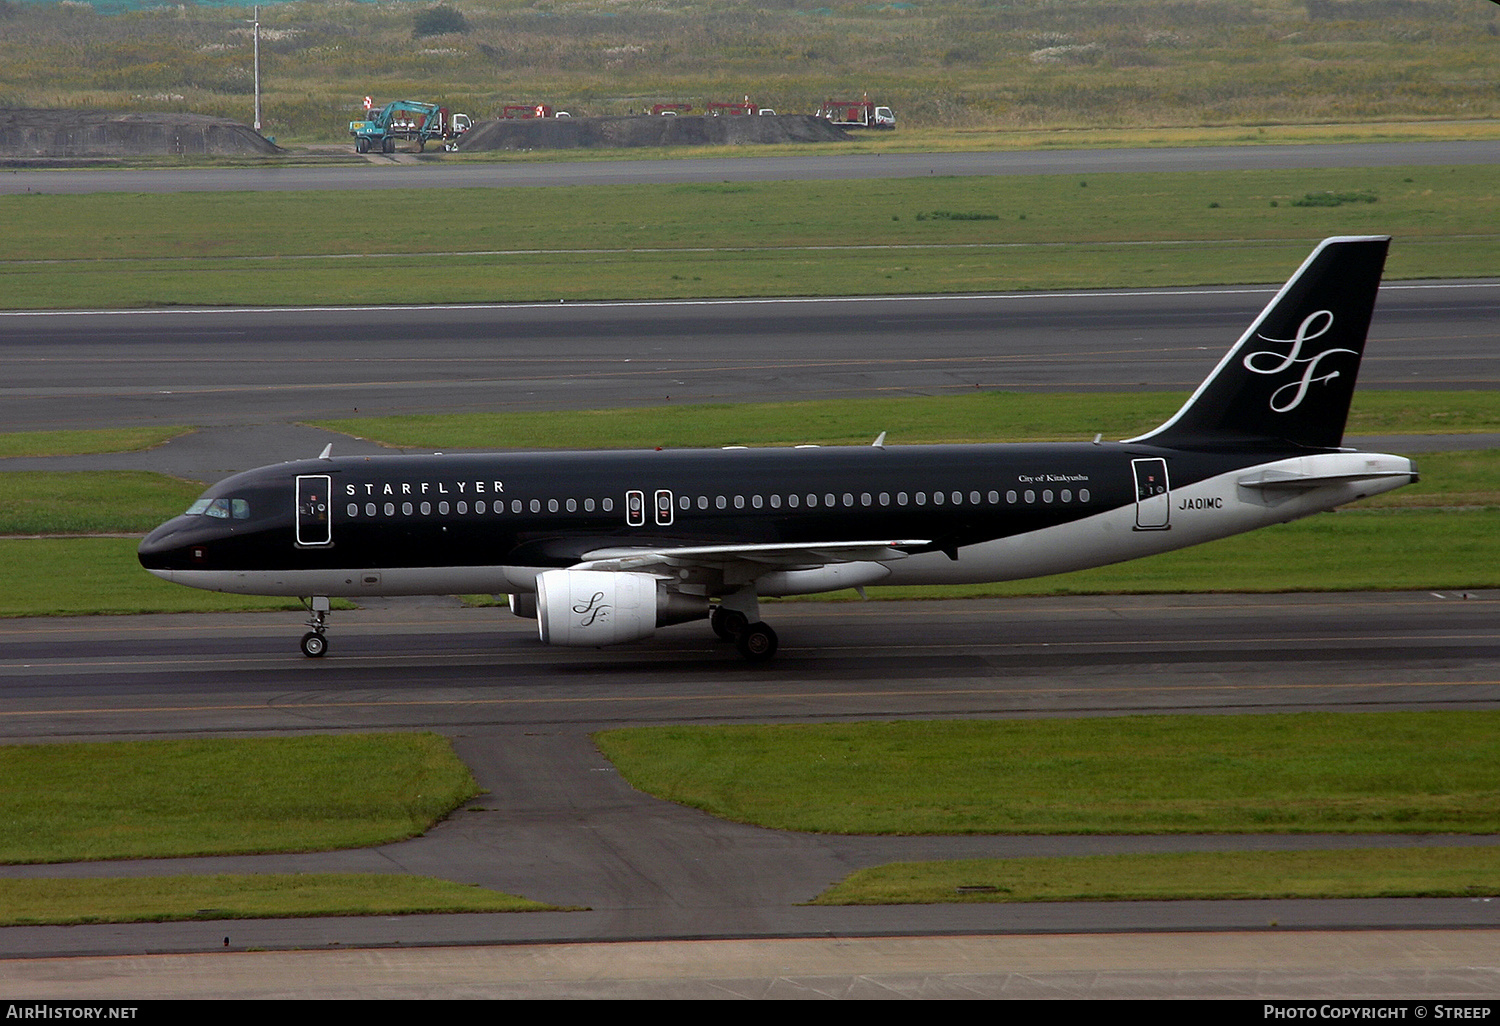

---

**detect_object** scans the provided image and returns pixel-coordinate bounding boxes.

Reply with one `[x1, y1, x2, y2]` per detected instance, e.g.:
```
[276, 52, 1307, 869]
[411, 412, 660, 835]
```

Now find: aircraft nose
[137, 518, 193, 573]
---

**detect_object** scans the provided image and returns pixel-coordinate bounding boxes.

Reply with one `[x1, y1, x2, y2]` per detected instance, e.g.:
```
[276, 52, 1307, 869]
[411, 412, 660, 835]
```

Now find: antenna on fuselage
[318, 444, 333, 460]
[872, 431, 887, 449]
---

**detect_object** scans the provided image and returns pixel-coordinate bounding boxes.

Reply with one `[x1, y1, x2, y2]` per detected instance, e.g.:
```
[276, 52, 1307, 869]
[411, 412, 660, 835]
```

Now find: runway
[2, 280, 1498, 443]
[5, 139, 1500, 195]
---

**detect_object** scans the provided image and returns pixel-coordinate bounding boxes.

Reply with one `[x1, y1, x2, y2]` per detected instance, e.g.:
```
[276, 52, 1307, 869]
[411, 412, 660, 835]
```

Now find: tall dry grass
[0, 0, 1496, 140]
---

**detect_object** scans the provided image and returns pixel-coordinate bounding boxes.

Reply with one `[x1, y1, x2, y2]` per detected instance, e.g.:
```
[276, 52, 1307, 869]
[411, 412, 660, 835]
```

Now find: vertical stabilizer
[1127, 236, 1390, 450]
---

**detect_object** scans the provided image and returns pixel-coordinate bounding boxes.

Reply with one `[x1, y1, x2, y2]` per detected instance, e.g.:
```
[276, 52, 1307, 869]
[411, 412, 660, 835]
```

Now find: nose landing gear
[300, 597, 330, 658]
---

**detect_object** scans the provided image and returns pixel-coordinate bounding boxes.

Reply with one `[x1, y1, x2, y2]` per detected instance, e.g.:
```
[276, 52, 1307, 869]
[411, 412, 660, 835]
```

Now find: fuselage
[138, 439, 1415, 598]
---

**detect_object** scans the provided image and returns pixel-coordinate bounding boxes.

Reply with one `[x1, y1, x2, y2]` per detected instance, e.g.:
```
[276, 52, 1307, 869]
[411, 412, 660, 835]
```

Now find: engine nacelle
[535, 569, 707, 647]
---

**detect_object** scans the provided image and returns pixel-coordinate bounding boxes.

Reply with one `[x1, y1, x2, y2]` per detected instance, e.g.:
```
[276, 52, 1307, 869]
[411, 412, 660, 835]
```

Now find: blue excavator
[349, 99, 472, 153]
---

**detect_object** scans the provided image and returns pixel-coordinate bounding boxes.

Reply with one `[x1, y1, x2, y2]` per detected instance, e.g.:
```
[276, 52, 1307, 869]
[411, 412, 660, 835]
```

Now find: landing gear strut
[300, 597, 330, 658]
[712, 587, 778, 662]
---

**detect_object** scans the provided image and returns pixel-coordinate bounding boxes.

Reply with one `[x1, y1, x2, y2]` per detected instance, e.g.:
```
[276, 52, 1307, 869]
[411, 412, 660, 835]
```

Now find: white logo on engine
[1243, 310, 1356, 413]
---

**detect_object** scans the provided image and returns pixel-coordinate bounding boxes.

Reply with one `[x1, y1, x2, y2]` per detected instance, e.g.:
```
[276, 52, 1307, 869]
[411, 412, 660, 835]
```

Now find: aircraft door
[655, 489, 674, 526]
[1132, 458, 1170, 531]
[296, 475, 332, 546]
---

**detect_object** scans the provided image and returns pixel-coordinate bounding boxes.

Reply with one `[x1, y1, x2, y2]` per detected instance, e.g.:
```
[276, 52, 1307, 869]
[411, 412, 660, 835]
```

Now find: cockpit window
[185, 497, 251, 520]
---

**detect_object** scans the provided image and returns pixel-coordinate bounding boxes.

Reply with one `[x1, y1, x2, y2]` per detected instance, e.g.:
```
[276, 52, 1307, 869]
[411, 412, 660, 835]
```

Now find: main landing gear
[709, 589, 779, 662]
[300, 597, 330, 658]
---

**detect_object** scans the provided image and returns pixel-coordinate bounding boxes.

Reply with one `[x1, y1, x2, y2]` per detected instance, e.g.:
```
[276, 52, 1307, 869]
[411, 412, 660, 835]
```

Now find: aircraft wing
[572, 539, 930, 575]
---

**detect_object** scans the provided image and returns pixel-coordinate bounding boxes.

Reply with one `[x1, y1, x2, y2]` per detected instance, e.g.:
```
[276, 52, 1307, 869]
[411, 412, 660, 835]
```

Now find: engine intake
[535, 569, 707, 647]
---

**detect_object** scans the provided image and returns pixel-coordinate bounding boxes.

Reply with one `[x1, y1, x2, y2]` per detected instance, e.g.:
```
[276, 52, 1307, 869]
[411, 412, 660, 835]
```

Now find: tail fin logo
[1242, 310, 1357, 413]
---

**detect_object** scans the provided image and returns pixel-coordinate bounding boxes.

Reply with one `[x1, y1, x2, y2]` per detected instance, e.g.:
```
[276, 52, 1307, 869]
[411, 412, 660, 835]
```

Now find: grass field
[3, 167, 1499, 309]
[317, 390, 1500, 450]
[3, 0, 1497, 140]
[0, 875, 555, 925]
[0, 733, 480, 863]
[0, 427, 190, 460]
[0, 472, 203, 535]
[594, 712, 1500, 835]
[812, 848, 1500, 905]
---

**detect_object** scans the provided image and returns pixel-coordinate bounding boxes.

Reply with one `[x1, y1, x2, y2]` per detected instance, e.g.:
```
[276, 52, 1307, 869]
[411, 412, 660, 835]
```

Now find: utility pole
[250, 5, 262, 132]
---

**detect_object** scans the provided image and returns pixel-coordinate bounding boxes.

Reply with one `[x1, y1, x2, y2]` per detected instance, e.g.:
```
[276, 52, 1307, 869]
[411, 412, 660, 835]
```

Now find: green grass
[0, 734, 480, 864]
[862, 509, 1500, 599]
[317, 390, 1500, 451]
[0, 472, 203, 535]
[812, 848, 1500, 905]
[0, 538, 305, 616]
[0, 427, 191, 459]
[593, 712, 1500, 835]
[2, 167, 1499, 308]
[0, 874, 556, 925]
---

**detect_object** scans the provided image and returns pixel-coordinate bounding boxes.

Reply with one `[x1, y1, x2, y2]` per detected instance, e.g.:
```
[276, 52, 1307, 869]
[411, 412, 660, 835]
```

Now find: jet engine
[535, 569, 708, 647]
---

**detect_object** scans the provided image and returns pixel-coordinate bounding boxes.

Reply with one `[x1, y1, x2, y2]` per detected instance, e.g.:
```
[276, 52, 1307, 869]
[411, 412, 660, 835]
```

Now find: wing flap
[573, 539, 928, 575]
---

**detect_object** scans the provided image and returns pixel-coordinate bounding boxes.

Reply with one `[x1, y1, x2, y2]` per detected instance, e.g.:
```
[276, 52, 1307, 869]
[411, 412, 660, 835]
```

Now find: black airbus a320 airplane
[140, 236, 1416, 661]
